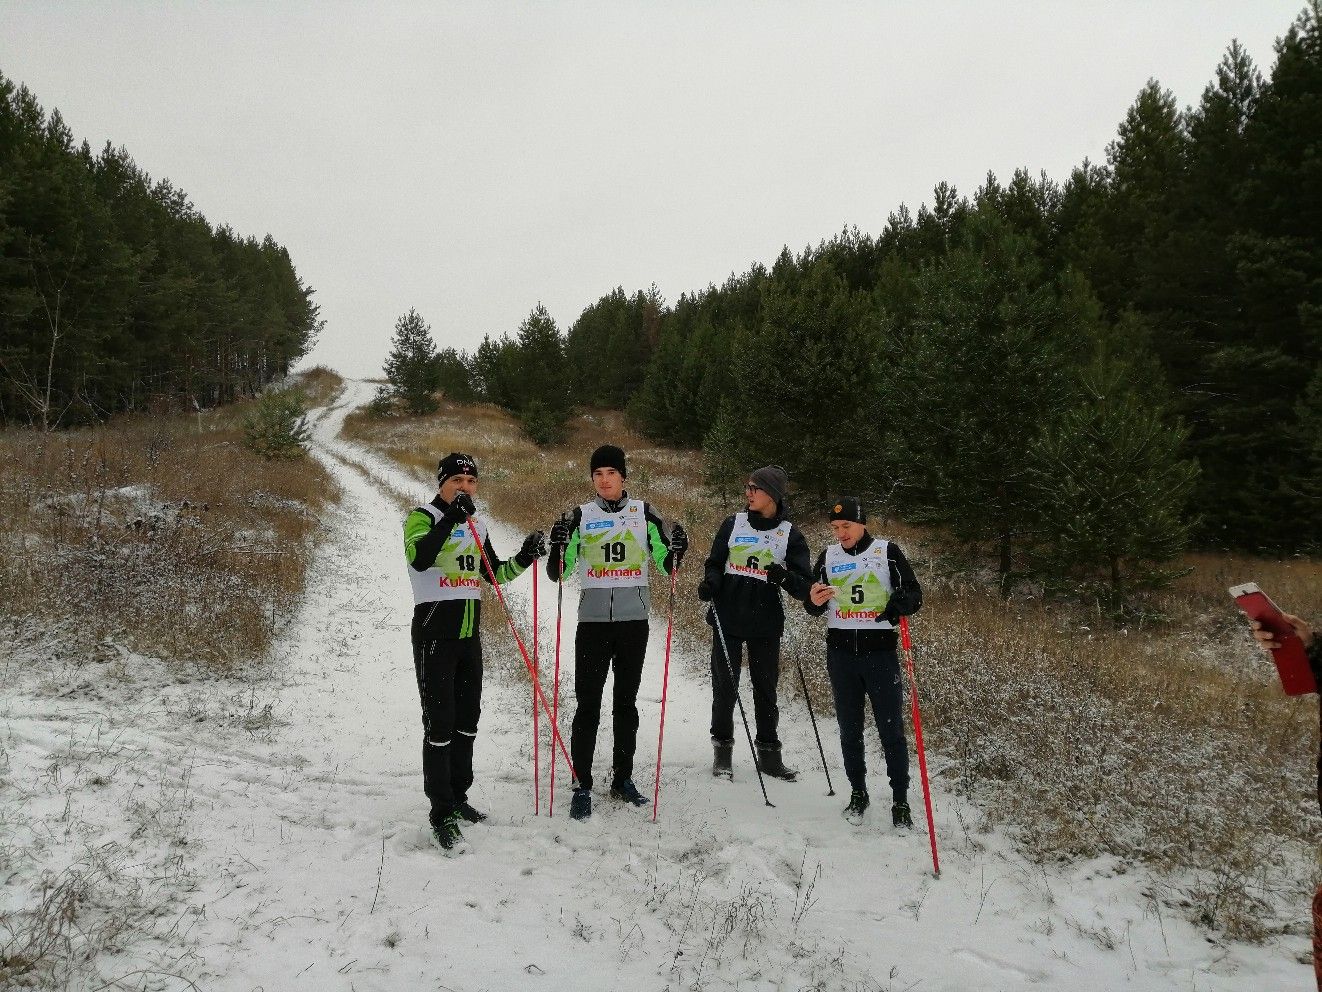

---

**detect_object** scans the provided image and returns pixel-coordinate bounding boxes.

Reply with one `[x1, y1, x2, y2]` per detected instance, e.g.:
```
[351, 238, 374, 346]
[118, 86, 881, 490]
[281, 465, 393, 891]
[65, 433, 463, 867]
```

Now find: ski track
[3, 378, 1311, 991]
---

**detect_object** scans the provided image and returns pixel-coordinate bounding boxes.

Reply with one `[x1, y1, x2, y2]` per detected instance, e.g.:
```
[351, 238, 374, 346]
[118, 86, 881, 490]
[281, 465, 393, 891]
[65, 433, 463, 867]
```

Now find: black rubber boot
[755, 744, 798, 782]
[712, 739, 734, 780]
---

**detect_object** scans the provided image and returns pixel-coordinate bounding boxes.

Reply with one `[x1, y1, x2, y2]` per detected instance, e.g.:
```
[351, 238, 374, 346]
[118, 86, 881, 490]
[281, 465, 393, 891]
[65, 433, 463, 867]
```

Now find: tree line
[384, 6, 1320, 588]
[0, 72, 321, 429]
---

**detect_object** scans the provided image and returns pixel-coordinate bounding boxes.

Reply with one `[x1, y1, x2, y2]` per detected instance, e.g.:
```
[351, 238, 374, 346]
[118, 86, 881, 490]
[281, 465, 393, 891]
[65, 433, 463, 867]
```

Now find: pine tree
[1031, 351, 1198, 613]
[512, 303, 571, 443]
[888, 207, 1085, 592]
[435, 347, 475, 402]
[714, 256, 883, 503]
[383, 308, 440, 415]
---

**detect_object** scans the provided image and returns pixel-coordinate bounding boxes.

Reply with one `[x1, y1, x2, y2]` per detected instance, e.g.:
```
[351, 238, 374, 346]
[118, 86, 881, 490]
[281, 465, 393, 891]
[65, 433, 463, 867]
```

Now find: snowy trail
[9, 380, 1303, 990]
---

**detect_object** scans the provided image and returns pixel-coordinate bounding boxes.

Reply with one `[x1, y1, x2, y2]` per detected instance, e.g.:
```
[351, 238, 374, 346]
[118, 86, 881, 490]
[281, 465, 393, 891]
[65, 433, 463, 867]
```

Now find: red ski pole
[468, 516, 576, 780]
[532, 558, 540, 815]
[549, 514, 570, 817]
[899, 616, 940, 879]
[651, 561, 680, 821]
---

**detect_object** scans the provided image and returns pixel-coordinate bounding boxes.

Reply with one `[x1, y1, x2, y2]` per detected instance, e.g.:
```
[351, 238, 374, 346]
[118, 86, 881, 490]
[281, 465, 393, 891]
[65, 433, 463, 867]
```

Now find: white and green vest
[408, 506, 487, 604]
[578, 499, 649, 589]
[824, 540, 893, 629]
[724, 512, 790, 584]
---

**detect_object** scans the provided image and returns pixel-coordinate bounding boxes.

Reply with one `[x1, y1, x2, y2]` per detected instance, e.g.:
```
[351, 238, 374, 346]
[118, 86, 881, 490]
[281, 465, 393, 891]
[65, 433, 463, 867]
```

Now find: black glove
[697, 579, 715, 602]
[549, 516, 572, 548]
[443, 491, 476, 522]
[669, 524, 688, 564]
[516, 530, 546, 567]
[765, 562, 788, 587]
[877, 602, 901, 625]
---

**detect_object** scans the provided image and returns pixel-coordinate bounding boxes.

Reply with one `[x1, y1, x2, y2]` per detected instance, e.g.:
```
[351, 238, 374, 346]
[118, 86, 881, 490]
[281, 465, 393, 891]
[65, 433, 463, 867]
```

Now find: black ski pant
[826, 645, 909, 800]
[412, 632, 483, 822]
[709, 631, 782, 749]
[570, 619, 648, 792]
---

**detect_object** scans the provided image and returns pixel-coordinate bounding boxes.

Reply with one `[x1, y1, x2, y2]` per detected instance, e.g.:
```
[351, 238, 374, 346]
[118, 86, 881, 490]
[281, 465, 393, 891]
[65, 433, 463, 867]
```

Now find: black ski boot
[756, 744, 798, 782]
[457, 802, 487, 824]
[610, 779, 650, 807]
[843, 789, 869, 826]
[569, 788, 592, 821]
[712, 738, 734, 780]
[892, 800, 913, 829]
[430, 810, 465, 851]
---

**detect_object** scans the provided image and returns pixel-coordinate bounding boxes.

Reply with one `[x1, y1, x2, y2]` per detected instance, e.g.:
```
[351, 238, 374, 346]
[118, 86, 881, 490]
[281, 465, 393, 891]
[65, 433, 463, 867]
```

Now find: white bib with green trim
[723, 513, 790, 584]
[408, 506, 487, 604]
[578, 500, 649, 589]
[824, 539, 893, 629]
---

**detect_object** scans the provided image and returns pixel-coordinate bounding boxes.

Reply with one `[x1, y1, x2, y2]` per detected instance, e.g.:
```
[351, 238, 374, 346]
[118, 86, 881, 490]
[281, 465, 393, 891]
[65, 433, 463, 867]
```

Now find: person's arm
[779, 525, 813, 603]
[882, 542, 923, 621]
[405, 508, 456, 572]
[479, 534, 520, 585]
[700, 517, 734, 600]
[805, 549, 831, 617]
[645, 503, 676, 575]
[480, 530, 544, 586]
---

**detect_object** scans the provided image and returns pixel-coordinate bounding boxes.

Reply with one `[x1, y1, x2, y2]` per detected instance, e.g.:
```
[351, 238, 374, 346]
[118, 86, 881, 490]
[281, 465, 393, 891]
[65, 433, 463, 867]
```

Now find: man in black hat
[805, 497, 923, 828]
[545, 444, 688, 820]
[699, 465, 813, 782]
[404, 452, 546, 851]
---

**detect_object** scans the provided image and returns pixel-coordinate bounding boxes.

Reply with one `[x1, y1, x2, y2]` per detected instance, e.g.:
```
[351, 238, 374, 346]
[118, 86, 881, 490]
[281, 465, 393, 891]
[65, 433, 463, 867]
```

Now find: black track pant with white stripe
[411, 632, 483, 821]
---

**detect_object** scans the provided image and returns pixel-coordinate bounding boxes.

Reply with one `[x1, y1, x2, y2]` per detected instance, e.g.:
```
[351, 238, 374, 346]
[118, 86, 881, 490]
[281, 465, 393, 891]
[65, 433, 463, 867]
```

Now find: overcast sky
[0, 2, 1307, 377]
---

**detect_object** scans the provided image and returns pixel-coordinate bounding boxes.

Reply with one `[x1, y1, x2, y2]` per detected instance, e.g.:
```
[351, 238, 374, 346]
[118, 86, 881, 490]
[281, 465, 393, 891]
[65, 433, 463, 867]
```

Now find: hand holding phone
[809, 581, 837, 607]
[1230, 582, 1316, 696]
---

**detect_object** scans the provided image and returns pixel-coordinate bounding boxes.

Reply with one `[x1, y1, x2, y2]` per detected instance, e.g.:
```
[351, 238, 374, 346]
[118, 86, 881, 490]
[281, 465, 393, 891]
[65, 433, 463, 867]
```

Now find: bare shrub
[0, 388, 340, 666]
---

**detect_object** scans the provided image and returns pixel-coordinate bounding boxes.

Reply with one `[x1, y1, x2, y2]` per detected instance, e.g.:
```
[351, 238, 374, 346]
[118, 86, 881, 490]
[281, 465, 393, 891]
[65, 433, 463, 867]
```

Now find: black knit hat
[590, 444, 627, 479]
[830, 497, 865, 524]
[437, 452, 479, 485]
[748, 465, 789, 509]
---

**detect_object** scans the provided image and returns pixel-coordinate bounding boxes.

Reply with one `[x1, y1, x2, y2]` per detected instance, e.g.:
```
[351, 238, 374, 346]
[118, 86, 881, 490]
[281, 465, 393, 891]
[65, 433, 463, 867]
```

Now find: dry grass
[0, 370, 343, 667]
[345, 397, 1322, 941]
[292, 364, 345, 409]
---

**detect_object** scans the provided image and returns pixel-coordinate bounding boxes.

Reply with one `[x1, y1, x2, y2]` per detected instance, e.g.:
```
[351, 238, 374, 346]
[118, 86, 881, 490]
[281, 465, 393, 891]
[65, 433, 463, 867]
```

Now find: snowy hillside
[2, 381, 1310, 991]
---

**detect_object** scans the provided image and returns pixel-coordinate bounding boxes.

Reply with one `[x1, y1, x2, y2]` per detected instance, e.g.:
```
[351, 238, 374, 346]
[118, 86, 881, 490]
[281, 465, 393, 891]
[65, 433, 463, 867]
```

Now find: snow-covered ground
[2, 380, 1311, 991]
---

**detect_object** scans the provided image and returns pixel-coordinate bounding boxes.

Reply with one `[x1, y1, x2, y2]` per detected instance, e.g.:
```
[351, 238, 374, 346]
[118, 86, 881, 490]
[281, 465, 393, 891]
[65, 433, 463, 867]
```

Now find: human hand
[550, 516, 572, 548]
[1251, 614, 1314, 651]
[669, 524, 688, 557]
[809, 582, 836, 607]
[765, 562, 788, 587]
[518, 530, 547, 565]
[445, 492, 476, 521]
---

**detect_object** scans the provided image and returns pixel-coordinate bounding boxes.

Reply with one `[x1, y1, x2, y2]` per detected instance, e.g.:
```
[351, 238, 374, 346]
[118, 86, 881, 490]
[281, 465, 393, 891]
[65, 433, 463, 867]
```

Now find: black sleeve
[780, 525, 813, 603]
[703, 516, 735, 592]
[412, 518, 457, 572]
[545, 506, 582, 580]
[804, 548, 830, 617]
[887, 542, 923, 617]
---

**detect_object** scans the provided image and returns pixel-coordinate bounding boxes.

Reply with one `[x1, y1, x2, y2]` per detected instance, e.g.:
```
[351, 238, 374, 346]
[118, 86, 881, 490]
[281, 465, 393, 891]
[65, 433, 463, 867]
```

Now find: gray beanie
[749, 465, 789, 510]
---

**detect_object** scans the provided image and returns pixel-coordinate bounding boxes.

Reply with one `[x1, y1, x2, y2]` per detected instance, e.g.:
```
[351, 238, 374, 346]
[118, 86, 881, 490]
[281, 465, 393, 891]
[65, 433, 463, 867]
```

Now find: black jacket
[703, 510, 812, 639]
[805, 532, 922, 652]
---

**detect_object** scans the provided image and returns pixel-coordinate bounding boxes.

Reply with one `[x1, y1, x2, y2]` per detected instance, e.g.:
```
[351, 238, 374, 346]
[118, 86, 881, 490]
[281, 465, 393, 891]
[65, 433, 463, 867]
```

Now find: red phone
[1230, 582, 1315, 696]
